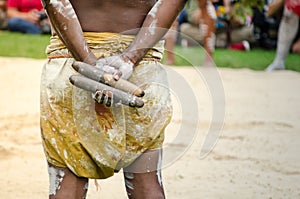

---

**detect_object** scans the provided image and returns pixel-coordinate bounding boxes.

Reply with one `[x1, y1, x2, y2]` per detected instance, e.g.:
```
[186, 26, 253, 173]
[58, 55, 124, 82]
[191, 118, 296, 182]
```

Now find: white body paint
[148, 0, 163, 18]
[149, 19, 158, 36]
[207, 3, 217, 20]
[50, 0, 77, 20]
[63, 149, 68, 160]
[207, 34, 216, 53]
[49, 0, 64, 13]
[48, 166, 65, 195]
[156, 149, 163, 186]
[125, 179, 134, 190]
[51, 138, 60, 154]
[199, 24, 208, 38]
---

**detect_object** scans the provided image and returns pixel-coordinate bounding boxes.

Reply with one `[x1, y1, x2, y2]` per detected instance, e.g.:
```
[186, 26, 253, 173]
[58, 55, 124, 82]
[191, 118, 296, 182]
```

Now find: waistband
[46, 32, 165, 61]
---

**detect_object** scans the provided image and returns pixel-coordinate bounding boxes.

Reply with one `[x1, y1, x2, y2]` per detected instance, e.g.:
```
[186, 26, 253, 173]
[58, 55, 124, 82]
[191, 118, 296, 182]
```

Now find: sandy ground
[0, 57, 300, 199]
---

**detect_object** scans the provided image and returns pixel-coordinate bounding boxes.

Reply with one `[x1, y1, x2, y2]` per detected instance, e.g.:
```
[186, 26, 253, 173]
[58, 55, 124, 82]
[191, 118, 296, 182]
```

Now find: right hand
[96, 55, 134, 80]
[26, 9, 40, 24]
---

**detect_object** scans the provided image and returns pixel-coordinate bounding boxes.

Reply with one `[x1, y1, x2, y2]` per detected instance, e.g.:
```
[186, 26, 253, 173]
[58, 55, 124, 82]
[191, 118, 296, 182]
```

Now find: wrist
[121, 54, 135, 66]
[82, 52, 97, 66]
[122, 48, 148, 67]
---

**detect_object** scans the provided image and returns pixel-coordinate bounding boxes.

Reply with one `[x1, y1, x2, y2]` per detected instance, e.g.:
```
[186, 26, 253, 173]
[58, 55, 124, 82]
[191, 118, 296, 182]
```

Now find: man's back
[69, 0, 156, 33]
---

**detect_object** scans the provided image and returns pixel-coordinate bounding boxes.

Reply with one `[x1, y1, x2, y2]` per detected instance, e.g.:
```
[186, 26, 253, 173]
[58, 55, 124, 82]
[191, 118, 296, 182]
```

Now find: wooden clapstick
[69, 75, 144, 108]
[72, 61, 144, 97]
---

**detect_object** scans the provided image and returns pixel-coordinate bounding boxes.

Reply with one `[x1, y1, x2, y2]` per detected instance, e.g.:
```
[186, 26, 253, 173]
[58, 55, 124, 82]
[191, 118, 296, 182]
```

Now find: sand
[0, 57, 300, 199]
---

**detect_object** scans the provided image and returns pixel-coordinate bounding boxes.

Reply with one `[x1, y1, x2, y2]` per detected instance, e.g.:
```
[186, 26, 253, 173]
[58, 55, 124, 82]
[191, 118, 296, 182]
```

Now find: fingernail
[113, 75, 120, 81]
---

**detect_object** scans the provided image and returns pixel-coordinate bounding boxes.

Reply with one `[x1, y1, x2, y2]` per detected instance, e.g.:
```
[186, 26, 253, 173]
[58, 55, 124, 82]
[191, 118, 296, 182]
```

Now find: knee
[8, 17, 22, 27]
[282, 7, 298, 22]
[124, 171, 166, 199]
[8, 17, 40, 34]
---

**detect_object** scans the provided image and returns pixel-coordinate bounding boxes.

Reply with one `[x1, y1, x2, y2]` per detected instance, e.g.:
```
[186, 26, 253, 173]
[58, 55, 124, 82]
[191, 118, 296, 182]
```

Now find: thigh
[123, 149, 165, 199]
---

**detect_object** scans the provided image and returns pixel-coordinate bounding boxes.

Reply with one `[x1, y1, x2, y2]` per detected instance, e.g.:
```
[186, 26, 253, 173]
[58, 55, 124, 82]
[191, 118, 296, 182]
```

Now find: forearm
[7, 9, 28, 19]
[42, 0, 97, 65]
[123, 0, 186, 65]
[223, 0, 231, 13]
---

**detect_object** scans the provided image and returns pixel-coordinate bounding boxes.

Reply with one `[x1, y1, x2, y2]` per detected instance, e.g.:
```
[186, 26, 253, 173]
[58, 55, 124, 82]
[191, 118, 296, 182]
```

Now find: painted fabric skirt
[40, 32, 172, 179]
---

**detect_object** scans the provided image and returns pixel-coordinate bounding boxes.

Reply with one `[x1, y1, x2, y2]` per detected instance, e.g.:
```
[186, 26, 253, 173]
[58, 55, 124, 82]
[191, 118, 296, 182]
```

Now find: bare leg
[198, 0, 216, 66]
[265, 7, 299, 72]
[292, 37, 300, 54]
[165, 20, 178, 65]
[48, 163, 89, 199]
[165, 35, 176, 65]
[123, 149, 165, 199]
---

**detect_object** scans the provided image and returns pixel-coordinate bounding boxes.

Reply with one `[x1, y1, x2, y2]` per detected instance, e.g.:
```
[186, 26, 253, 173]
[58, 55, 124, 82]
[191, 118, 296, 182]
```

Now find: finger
[70, 75, 144, 108]
[103, 74, 145, 97]
[100, 89, 106, 104]
[72, 61, 105, 82]
[104, 56, 122, 69]
[106, 91, 113, 107]
[72, 62, 143, 97]
[113, 70, 122, 81]
[102, 65, 119, 75]
[92, 90, 103, 104]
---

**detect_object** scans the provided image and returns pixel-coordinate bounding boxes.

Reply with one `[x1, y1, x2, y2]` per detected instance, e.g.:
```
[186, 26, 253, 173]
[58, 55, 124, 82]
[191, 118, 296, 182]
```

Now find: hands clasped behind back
[70, 54, 143, 108]
[96, 55, 134, 80]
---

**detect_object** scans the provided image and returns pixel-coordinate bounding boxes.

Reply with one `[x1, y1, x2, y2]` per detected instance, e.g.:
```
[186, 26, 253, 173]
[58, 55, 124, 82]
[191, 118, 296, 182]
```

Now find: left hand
[92, 89, 113, 107]
[96, 55, 134, 80]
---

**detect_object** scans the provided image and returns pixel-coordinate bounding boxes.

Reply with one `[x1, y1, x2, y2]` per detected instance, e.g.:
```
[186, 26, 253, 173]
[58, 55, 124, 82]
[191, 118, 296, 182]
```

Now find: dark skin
[44, 0, 186, 67]
[42, 0, 186, 198]
[71, 0, 156, 33]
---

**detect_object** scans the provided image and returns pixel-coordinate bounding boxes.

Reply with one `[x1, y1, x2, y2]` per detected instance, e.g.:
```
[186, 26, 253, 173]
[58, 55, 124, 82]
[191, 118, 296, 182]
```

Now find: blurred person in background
[164, 0, 217, 66]
[6, 0, 50, 34]
[265, 0, 300, 72]
[164, 18, 178, 65]
[0, 0, 7, 29]
[180, 0, 217, 65]
[215, 0, 255, 49]
[292, 36, 300, 54]
[180, 0, 256, 48]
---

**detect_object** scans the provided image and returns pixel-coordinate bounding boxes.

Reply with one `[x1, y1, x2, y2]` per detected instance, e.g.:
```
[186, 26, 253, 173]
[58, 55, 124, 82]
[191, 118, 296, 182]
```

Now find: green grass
[214, 48, 300, 71]
[170, 46, 300, 72]
[0, 31, 50, 59]
[1, 31, 300, 72]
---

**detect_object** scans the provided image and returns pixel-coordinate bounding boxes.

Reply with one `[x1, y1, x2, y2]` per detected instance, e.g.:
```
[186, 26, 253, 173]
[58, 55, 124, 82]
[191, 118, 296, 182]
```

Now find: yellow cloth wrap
[40, 32, 172, 179]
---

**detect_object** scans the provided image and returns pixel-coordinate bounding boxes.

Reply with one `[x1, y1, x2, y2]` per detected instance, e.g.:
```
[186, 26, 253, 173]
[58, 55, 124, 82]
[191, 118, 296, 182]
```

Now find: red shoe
[229, 41, 250, 51]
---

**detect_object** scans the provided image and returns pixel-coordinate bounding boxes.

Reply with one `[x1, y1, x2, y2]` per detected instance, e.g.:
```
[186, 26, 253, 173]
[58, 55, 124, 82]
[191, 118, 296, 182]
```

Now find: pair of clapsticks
[69, 61, 144, 108]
